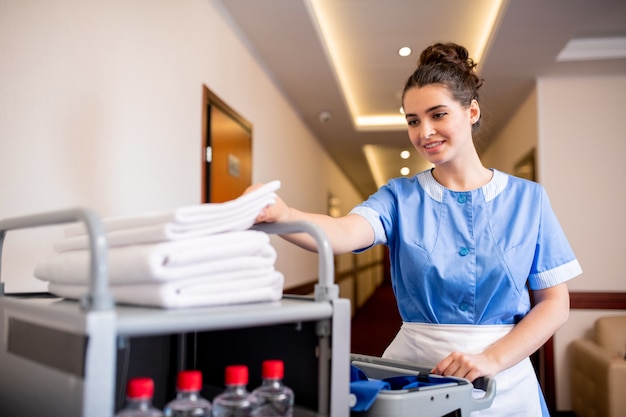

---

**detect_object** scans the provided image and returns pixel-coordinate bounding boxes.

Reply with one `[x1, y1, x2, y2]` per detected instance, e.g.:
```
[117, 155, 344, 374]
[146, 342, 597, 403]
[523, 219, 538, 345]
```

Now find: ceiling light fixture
[398, 46, 412, 57]
[400, 150, 410, 159]
[355, 115, 407, 130]
[400, 167, 410, 176]
[556, 36, 626, 61]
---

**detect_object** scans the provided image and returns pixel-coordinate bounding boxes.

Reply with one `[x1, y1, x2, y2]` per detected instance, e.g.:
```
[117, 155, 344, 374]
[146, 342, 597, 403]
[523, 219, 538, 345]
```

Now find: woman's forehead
[403, 84, 456, 111]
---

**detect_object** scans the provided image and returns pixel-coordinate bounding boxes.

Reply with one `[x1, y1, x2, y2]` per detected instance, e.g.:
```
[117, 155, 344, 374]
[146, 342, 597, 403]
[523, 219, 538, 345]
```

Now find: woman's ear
[469, 99, 480, 124]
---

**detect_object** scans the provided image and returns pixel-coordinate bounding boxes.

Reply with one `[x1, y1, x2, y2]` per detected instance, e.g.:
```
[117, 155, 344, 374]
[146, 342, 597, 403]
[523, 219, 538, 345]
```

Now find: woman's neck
[431, 161, 492, 191]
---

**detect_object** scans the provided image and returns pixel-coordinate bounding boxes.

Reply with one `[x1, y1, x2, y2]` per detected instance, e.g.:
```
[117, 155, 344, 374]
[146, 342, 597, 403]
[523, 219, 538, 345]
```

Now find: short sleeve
[527, 188, 582, 289]
[348, 206, 387, 252]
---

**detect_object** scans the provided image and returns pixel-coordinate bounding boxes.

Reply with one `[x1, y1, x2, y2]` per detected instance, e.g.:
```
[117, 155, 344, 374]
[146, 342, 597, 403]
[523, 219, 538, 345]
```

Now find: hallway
[350, 281, 402, 357]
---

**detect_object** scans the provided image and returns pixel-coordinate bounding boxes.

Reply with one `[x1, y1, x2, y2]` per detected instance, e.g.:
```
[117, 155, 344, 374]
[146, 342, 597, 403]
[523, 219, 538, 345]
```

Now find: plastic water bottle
[115, 377, 164, 417]
[251, 360, 294, 417]
[164, 370, 212, 417]
[212, 365, 259, 417]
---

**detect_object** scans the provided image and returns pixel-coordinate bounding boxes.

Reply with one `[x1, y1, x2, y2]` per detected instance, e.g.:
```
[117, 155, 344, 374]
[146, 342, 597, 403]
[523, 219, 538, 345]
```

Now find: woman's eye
[433, 112, 447, 119]
[407, 119, 419, 126]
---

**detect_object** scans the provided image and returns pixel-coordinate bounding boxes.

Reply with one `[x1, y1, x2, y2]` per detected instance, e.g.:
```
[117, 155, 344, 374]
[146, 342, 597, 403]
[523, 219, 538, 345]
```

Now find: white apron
[382, 322, 544, 416]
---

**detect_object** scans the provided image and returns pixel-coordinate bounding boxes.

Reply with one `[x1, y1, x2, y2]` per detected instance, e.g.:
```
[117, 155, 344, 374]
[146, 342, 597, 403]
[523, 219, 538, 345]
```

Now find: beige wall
[481, 87, 539, 172]
[0, 0, 365, 292]
[538, 74, 626, 410]
[483, 74, 626, 411]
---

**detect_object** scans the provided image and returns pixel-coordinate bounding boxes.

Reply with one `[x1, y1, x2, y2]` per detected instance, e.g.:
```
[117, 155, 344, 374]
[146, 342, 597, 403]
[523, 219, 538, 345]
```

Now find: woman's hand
[244, 183, 290, 224]
[431, 351, 497, 382]
[255, 194, 289, 224]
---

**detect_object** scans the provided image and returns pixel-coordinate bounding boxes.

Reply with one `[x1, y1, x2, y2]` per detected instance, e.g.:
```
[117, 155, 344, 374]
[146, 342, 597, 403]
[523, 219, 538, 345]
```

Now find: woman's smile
[423, 140, 445, 152]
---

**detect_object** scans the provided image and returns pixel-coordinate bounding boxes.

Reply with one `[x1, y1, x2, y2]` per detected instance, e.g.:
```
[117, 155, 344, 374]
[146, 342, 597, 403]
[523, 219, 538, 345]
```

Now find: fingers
[432, 352, 485, 382]
[255, 206, 277, 224]
[254, 198, 287, 224]
[243, 182, 283, 224]
[255, 207, 268, 223]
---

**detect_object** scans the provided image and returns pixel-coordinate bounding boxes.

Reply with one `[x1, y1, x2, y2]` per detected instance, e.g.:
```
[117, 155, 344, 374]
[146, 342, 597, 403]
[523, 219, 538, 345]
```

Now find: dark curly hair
[402, 42, 484, 131]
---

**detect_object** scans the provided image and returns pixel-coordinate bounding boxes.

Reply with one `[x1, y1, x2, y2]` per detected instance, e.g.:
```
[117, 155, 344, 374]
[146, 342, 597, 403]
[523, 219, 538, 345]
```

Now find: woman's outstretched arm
[249, 184, 375, 254]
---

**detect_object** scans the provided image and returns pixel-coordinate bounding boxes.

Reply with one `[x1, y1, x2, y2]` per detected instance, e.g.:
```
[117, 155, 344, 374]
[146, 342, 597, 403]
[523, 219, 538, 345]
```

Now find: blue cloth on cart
[350, 365, 464, 412]
[350, 365, 390, 412]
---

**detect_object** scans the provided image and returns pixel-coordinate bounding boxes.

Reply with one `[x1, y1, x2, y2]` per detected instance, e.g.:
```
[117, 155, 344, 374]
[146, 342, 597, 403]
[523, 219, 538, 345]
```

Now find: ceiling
[214, 0, 626, 197]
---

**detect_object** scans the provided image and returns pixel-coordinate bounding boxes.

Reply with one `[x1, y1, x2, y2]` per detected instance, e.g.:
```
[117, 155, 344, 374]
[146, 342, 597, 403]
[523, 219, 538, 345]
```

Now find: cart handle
[350, 353, 497, 411]
[0, 208, 114, 311]
[468, 375, 496, 411]
[251, 221, 339, 302]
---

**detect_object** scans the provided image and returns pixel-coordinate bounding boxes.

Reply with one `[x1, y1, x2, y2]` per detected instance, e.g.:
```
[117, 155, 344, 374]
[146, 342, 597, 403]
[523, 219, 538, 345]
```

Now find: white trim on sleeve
[349, 206, 387, 250]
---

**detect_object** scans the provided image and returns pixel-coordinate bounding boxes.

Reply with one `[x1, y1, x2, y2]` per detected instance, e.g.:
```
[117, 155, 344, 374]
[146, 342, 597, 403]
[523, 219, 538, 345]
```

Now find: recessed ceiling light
[400, 150, 410, 159]
[400, 167, 410, 176]
[398, 47, 412, 57]
[556, 36, 626, 61]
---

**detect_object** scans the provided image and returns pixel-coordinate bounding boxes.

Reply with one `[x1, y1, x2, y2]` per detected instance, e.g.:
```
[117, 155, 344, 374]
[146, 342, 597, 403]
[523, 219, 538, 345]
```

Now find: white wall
[481, 87, 538, 172]
[537, 74, 626, 410]
[538, 75, 626, 293]
[0, 0, 364, 292]
[483, 74, 626, 411]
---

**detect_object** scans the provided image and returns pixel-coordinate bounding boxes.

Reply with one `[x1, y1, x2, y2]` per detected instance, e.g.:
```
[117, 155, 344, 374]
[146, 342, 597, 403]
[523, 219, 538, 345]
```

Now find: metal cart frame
[0, 208, 350, 417]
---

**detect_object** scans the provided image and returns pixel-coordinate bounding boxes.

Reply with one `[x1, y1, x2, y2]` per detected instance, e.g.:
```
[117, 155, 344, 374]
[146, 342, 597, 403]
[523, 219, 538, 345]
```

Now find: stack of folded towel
[34, 181, 283, 309]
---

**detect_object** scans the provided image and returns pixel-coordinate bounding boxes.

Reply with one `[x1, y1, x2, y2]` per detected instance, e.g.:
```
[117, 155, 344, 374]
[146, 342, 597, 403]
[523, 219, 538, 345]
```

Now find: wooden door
[201, 86, 252, 203]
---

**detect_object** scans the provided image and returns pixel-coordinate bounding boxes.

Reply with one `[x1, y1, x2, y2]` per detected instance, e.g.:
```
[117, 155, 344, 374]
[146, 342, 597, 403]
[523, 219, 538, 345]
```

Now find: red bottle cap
[177, 370, 202, 391]
[126, 377, 154, 399]
[262, 360, 284, 379]
[224, 365, 248, 385]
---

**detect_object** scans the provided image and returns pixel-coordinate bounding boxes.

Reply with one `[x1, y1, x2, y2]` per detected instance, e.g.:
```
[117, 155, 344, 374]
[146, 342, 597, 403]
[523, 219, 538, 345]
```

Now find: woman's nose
[420, 122, 435, 139]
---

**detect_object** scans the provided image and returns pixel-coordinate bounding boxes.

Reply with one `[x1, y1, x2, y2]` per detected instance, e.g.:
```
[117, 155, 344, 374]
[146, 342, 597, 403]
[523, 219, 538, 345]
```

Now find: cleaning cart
[0, 208, 350, 417]
[349, 353, 496, 416]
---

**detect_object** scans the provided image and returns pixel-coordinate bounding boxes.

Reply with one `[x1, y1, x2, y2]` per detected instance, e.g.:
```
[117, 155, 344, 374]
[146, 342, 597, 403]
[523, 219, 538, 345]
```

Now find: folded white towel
[56, 180, 281, 251]
[55, 206, 268, 252]
[47, 270, 284, 309]
[34, 230, 276, 285]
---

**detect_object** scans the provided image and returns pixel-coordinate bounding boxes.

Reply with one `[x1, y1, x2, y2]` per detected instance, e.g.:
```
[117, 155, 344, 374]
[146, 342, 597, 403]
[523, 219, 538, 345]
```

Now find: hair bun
[418, 42, 477, 73]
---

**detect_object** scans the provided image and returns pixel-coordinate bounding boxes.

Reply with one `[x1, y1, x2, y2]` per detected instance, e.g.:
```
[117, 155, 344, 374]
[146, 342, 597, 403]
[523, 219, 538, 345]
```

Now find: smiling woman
[247, 41, 582, 417]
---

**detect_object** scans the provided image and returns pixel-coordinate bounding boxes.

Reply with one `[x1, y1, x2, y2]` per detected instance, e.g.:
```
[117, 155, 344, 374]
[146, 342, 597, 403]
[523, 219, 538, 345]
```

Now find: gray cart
[349, 354, 496, 417]
[0, 208, 350, 417]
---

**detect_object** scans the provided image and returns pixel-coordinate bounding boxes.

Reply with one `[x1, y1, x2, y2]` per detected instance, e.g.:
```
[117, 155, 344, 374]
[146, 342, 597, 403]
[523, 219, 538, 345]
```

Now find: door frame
[201, 85, 253, 203]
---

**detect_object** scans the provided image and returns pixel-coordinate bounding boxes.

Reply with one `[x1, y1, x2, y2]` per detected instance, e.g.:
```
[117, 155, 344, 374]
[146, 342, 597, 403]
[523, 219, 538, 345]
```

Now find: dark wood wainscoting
[569, 291, 626, 309]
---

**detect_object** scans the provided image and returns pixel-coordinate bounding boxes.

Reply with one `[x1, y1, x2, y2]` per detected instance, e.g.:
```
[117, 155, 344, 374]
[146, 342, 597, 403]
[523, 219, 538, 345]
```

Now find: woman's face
[403, 84, 479, 166]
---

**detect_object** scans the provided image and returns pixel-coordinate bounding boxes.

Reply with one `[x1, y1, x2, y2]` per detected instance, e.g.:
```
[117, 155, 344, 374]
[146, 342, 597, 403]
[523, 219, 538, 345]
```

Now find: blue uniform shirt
[350, 169, 582, 325]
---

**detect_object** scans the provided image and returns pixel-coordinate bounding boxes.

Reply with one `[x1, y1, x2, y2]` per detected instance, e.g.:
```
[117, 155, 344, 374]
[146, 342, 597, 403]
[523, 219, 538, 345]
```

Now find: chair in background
[569, 315, 626, 417]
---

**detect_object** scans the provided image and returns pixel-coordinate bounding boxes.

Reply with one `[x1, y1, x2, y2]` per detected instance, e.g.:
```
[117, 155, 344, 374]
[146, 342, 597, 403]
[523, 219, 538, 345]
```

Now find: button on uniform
[457, 195, 467, 204]
[459, 247, 470, 256]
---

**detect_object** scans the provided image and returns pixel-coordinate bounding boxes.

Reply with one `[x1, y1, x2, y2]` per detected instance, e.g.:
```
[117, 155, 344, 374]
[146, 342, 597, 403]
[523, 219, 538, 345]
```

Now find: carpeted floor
[350, 282, 402, 357]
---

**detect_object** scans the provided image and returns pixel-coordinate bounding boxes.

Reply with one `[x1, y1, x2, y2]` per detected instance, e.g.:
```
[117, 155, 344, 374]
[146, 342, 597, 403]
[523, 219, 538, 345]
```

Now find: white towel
[47, 270, 284, 309]
[56, 180, 281, 251]
[34, 230, 276, 285]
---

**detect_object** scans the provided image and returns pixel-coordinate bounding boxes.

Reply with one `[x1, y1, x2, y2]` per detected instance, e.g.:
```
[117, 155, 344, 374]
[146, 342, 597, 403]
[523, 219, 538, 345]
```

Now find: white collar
[417, 169, 508, 202]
